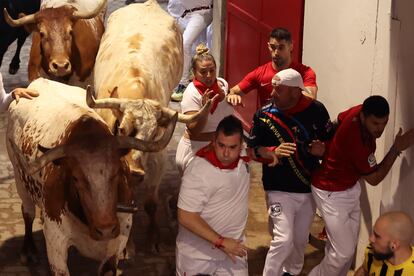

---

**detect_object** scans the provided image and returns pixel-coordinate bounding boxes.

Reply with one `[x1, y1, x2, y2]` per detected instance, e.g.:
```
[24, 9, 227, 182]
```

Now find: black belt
[181, 4, 213, 18]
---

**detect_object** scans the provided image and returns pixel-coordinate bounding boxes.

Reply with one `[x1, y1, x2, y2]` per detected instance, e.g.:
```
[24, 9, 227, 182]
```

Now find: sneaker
[171, 84, 186, 102]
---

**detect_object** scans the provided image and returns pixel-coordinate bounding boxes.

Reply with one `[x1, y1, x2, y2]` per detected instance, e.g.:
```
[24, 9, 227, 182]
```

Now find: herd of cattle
[2, 0, 204, 275]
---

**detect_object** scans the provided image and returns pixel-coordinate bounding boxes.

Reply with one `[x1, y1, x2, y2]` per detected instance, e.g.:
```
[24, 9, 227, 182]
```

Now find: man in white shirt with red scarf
[176, 115, 277, 275]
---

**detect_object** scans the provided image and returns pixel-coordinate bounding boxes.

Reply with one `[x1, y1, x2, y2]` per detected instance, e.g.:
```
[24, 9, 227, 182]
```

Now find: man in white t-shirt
[176, 115, 277, 275]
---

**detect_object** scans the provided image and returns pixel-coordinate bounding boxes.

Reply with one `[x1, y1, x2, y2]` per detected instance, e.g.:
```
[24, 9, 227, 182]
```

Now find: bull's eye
[39, 31, 46, 38]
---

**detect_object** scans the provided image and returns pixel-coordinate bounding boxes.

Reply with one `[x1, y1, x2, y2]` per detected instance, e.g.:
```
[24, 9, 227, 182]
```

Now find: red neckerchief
[284, 94, 313, 116]
[193, 79, 221, 114]
[196, 144, 250, 170]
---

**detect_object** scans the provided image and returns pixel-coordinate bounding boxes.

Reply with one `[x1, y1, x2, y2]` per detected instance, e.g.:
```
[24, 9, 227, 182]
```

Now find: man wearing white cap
[248, 68, 333, 276]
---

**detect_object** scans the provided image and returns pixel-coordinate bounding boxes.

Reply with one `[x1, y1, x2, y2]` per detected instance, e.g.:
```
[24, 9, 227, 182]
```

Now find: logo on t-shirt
[269, 202, 282, 218]
[260, 82, 271, 87]
[368, 153, 377, 167]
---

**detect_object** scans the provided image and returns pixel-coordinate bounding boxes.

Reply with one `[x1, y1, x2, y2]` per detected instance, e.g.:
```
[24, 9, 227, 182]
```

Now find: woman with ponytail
[175, 43, 233, 174]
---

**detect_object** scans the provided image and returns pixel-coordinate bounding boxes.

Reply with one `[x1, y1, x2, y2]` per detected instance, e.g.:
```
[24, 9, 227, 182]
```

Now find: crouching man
[176, 115, 276, 275]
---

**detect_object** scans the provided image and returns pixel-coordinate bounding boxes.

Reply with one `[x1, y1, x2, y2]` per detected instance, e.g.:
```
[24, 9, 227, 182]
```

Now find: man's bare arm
[227, 85, 245, 106]
[363, 128, 414, 186]
[178, 208, 248, 262]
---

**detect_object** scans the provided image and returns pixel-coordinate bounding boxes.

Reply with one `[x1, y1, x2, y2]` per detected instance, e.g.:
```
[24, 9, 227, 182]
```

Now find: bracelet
[213, 235, 225, 249]
[390, 145, 401, 157]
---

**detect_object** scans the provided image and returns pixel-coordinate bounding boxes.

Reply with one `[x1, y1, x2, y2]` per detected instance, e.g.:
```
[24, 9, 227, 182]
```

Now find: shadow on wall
[360, 180, 373, 236]
[391, 158, 414, 221]
[383, 0, 414, 223]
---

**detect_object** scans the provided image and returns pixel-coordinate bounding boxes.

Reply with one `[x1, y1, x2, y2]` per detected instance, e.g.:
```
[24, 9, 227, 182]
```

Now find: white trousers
[175, 136, 209, 175]
[263, 191, 315, 276]
[308, 183, 361, 276]
[177, 10, 213, 85]
[176, 250, 248, 276]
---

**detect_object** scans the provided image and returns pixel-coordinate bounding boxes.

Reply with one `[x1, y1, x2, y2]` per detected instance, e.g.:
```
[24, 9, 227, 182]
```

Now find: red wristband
[214, 236, 225, 249]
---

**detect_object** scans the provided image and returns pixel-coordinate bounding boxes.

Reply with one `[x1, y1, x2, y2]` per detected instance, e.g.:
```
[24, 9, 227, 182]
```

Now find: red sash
[196, 144, 249, 170]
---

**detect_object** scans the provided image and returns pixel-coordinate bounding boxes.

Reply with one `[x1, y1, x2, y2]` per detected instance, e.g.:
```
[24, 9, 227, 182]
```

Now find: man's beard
[273, 57, 286, 68]
[373, 247, 394, 261]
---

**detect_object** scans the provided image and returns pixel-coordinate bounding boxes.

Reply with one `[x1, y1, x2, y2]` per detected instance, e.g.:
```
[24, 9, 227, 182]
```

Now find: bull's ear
[18, 13, 36, 33]
[43, 168, 67, 222]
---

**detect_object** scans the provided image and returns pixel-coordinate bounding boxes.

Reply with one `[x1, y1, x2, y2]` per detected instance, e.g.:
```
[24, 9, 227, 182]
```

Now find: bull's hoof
[165, 195, 178, 231]
[99, 256, 117, 276]
[8, 65, 19, 75]
[20, 251, 38, 265]
[145, 242, 160, 255]
[20, 240, 39, 265]
[119, 247, 135, 264]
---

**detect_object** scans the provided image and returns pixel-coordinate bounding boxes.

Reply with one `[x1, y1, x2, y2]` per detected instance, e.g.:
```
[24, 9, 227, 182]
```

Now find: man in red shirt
[227, 27, 317, 109]
[309, 96, 414, 276]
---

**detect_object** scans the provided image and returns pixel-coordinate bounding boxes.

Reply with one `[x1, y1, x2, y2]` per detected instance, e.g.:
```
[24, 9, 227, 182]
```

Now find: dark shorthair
[269, 28, 292, 42]
[216, 115, 243, 139]
[362, 95, 390, 118]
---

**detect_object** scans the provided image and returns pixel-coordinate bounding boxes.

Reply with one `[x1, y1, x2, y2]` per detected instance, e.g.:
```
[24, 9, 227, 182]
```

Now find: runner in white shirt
[0, 73, 38, 112]
[175, 44, 233, 175]
[176, 115, 278, 276]
[169, 0, 213, 101]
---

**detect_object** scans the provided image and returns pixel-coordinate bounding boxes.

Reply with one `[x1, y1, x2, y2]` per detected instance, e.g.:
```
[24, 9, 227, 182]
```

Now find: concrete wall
[303, 0, 399, 268]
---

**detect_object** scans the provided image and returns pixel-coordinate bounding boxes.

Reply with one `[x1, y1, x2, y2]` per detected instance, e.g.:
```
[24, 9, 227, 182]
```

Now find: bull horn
[29, 145, 67, 174]
[115, 112, 178, 152]
[72, 0, 107, 19]
[3, 8, 36, 27]
[161, 99, 211, 124]
[8, 139, 67, 175]
[86, 85, 123, 110]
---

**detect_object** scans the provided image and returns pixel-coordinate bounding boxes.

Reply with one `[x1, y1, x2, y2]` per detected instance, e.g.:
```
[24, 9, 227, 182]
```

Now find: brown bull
[3, 0, 106, 87]
[7, 78, 179, 275]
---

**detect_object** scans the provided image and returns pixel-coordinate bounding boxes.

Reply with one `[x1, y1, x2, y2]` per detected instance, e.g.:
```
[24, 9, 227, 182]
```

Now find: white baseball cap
[272, 68, 306, 91]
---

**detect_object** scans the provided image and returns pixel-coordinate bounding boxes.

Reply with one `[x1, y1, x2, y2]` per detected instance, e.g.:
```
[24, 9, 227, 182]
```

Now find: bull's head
[3, 0, 106, 79]
[86, 86, 211, 175]
[9, 115, 172, 241]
